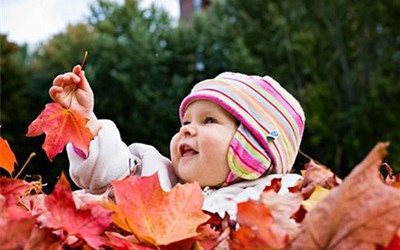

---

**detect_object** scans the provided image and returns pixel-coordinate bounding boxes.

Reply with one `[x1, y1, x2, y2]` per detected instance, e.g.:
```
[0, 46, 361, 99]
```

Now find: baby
[50, 65, 305, 216]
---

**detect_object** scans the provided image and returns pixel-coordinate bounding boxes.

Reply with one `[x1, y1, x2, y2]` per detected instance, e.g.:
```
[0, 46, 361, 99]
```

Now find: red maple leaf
[0, 195, 38, 249]
[0, 136, 18, 175]
[0, 177, 32, 210]
[38, 172, 112, 248]
[110, 173, 210, 246]
[195, 214, 232, 250]
[105, 231, 154, 250]
[379, 231, 400, 250]
[230, 200, 289, 249]
[0, 177, 49, 248]
[26, 102, 93, 161]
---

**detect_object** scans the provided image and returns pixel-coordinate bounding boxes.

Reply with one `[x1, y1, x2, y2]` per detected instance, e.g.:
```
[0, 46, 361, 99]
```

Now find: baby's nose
[180, 124, 196, 136]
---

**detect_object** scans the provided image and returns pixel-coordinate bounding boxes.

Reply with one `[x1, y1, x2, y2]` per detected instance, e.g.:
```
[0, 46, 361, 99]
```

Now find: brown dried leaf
[292, 142, 400, 249]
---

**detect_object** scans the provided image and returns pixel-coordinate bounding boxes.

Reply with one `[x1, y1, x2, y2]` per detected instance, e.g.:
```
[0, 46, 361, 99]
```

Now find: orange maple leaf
[26, 103, 93, 161]
[0, 136, 17, 175]
[110, 173, 210, 246]
[292, 142, 400, 249]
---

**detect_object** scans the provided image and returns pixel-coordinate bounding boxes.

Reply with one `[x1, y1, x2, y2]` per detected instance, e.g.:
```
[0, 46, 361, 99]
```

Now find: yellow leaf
[301, 184, 330, 212]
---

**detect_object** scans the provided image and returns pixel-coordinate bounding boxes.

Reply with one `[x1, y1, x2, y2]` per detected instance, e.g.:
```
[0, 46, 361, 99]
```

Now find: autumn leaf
[0, 177, 63, 249]
[105, 232, 154, 250]
[300, 160, 342, 199]
[196, 223, 231, 250]
[195, 211, 232, 250]
[23, 227, 59, 250]
[230, 199, 289, 250]
[0, 177, 52, 249]
[0, 195, 38, 249]
[38, 172, 112, 249]
[383, 163, 400, 186]
[301, 185, 330, 212]
[292, 142, 400, 249]
[26, 102, 93, 161]
[263, 177, 282, 192]
[110, 173, 210, 246]
[260, 190, 303, 240]
[0, 176, 32, 210]
[379, 230, 400, 250]
[0, 136, 17, 175]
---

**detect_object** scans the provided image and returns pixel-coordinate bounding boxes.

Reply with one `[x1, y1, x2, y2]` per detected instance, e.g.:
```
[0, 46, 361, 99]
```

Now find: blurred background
[1, 0, 399, 192]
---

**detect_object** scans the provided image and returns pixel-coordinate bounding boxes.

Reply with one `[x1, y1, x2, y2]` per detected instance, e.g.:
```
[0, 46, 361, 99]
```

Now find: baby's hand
[49, 65, 94, 117]
[49, 65, 101, 135]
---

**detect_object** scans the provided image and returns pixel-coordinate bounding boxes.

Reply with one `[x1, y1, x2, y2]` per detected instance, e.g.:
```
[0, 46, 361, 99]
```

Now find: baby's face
[170, 100, 238, 187]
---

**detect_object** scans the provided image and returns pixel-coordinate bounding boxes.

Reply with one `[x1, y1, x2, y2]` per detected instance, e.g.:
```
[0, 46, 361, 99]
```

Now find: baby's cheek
[169, 133, 180, 156]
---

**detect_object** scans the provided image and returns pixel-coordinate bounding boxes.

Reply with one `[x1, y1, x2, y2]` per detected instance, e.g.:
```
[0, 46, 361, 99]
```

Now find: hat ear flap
[225, 123, 273, 184]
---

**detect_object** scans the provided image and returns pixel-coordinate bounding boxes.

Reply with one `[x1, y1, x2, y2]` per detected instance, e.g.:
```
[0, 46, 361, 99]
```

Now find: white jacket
[67, 120, 301, 217]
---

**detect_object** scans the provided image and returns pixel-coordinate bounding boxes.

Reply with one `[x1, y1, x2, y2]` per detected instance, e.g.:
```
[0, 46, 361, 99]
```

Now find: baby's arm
[50, 66, 177, 194]
[50, 66, 130, 193]
[66, 120, 135, 194]
[67, 121, 178, 194]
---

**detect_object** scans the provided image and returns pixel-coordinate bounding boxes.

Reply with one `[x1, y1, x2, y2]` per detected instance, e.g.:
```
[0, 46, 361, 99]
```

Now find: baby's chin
[177, 176, 206, 187]
[175, 170, 226, 187]
[191, 179, 225, 188]
[177, 176, 198, 184]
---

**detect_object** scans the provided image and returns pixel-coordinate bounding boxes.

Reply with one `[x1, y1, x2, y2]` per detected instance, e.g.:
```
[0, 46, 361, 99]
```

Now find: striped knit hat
[179, 72, 305, 184]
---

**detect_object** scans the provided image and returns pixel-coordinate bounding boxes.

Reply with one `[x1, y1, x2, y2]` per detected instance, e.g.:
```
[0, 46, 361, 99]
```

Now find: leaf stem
[67, 51, 89, 109]
[298, 149, 322, 165]
[81, 51, 88, 69]
[14, 152, 36, 179]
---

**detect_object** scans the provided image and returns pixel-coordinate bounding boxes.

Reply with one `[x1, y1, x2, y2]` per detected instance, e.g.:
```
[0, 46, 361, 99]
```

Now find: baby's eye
[204, 117, 216, 124]
[182, 121, 190, 126]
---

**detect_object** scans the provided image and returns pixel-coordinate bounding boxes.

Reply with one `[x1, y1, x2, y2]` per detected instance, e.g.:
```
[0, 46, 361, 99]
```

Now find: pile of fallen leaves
[1, 139, 399, 249]
[1, 101, 400, 249]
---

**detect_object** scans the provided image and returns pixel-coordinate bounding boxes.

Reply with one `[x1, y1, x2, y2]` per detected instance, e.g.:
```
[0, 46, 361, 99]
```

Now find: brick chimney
[179, 0, 211, 24]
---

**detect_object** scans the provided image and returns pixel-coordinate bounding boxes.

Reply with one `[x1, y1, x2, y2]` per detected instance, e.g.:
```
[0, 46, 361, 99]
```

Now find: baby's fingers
[49, 86, 71, 108]
[72, 65, 82, 76]
[72, 65, 91, 92]
[52, 72, 81, 87]
[49, 86, 63, 101]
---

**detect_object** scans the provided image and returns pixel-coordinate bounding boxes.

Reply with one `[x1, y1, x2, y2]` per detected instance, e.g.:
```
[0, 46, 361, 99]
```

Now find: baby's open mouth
[179, 144, 198, 157]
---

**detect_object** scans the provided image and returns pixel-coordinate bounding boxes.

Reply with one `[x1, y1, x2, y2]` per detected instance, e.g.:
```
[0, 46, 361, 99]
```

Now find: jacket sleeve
[67, 119, 178, 195]
[66, 120, 137, 194]
[128, 143, 178, 191]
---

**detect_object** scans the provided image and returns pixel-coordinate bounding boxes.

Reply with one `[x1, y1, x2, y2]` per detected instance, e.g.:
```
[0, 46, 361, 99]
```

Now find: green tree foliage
[20, 0, 197, 172]
[84, 0, 180, 153]
[298, 0, 400, 175]
[191, 1, 263, 79]
[0, 35, 38, 176]
[1, 35, 31, 134]
[30, 24, 96, 102]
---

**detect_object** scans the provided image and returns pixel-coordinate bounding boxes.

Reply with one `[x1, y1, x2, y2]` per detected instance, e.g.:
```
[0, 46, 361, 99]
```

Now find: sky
[1, 0, 180, 47]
